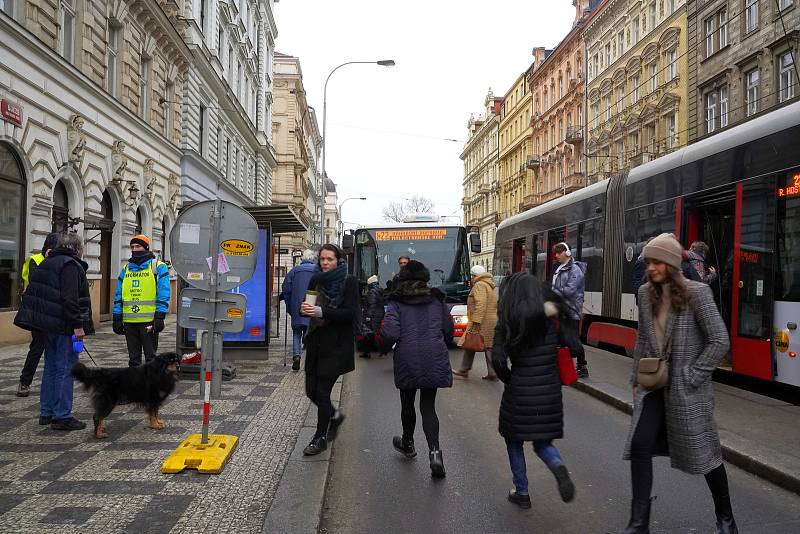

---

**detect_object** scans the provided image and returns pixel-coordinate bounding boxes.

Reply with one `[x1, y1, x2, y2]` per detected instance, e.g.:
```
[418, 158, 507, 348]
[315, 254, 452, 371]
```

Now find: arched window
[161, 217, 168, 261]
[0, 143, 26, 309]
[52, 180, 70, 232]
[135, 206, 144, 235]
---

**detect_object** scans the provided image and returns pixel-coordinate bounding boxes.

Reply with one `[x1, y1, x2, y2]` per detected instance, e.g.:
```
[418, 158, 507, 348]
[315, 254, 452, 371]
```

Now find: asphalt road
[318, 349, 800, 534]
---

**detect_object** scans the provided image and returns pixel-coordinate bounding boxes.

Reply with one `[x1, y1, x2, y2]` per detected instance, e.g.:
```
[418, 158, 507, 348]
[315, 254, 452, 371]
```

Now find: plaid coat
[623, 280, 729, 475]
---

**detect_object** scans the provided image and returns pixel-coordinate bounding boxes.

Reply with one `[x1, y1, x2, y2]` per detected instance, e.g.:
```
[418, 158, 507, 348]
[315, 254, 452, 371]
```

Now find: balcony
[477, 183, 491, 195]
[630, 151, 654, 168]
[519, 194, 543, 212]
[565, 125, 583, 145]
[525, 155, 541, 169]
[563, 172, 586, 193]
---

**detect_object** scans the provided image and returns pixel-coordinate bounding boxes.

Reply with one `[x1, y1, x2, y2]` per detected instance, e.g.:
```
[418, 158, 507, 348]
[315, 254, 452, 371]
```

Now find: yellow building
[584, 0, 688, 181]
[498, 61, 536, 220]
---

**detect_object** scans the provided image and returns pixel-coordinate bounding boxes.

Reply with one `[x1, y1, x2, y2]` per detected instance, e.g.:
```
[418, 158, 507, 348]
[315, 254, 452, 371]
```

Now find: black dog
[72, 352, 180, 439]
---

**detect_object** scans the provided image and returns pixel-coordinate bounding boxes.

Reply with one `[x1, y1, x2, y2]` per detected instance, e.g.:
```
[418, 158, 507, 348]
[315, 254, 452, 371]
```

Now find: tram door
[774, 169, 800, 386]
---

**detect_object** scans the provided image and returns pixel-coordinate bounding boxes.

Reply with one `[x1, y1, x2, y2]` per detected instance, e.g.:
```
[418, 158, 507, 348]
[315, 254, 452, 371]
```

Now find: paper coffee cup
[304, 290, 318, 306]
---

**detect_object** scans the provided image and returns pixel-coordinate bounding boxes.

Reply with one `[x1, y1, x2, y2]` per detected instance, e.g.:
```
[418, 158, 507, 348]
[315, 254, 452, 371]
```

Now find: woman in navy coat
[379, 260, 453, 478]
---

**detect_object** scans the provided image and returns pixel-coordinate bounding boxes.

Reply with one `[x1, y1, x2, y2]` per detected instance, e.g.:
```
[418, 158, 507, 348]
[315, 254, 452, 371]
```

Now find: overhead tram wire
[328, 122, 465, 143]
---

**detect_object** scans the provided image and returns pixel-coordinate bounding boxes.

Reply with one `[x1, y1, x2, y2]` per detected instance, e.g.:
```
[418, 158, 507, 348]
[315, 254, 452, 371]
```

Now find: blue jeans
[40, 335, 79, 420]
[292, 326, 306, 358]
[505, 438, 564, 495]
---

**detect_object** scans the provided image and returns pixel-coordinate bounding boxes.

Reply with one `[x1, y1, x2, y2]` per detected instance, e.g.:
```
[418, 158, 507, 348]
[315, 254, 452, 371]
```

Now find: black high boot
[429, 449, 445, 478]
[712, 493, 738, 534]
[612, 498, 651, 534]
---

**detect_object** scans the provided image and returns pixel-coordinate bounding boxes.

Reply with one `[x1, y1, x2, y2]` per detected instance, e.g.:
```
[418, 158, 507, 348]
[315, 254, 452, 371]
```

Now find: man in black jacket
[15, 233, 93, 431]
[16, 232, 60, 397]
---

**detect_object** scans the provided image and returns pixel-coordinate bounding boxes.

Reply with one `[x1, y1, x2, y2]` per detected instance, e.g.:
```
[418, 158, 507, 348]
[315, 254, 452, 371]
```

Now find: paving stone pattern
[0, 318, 310, 533]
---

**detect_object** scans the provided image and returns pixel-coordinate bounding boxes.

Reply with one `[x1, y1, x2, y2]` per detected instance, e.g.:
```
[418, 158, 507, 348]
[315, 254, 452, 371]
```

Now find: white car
[449, 304, 469, 346]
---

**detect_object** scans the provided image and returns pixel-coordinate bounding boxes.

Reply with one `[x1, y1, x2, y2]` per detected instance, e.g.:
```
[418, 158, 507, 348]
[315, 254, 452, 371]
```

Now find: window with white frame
[199, 104, 207, 155]
[0, 0, 12, 15]
[60, 0, 77, 63]
[706, 92, 717, 133]
[719, 8, 728, 48]
[666, 49, 677, 81]
[666, 113, 677, 149]
[617, 83, 625, 111]
[778, 0, 792, 10]
[665, 0, 675, 16]
[745, 68, 760, 116]
[632, 74, 640, 103]
[649, 62, 657, 91]
[139, 54, 151, 119]
[705, 16, 716, 57]
[591, 101, 599, 127]
[745, 0, 758, 33]
[163, 81, 174, 139]
[779, 51, 796, 103]
[720, 86, 729, 127]
[649, 2, 657, 28]
[633, 18, 640, 43]
[605, 94, 612, 120]
[618, 31, 625, 56]
[107, 24, 120, 96]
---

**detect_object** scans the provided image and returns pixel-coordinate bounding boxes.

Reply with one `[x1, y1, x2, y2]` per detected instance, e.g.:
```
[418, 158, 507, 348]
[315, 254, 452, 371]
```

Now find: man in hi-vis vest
[16, 232, 60, 397]
[113, 235, 170, 367]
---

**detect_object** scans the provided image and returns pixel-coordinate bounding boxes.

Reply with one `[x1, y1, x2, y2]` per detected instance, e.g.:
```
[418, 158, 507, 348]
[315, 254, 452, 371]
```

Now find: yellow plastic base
[162, 434, 239, 474]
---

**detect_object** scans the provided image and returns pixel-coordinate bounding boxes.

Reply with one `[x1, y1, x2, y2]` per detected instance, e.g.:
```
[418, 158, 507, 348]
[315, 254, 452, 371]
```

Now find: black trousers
[124, 323, 159, 367]
[306, 374, 338, 439]
[561, 317, 587, 367]
[19, 330, 47, 386]
[400, 388, 440, 450]
[630, 389, 731, 501]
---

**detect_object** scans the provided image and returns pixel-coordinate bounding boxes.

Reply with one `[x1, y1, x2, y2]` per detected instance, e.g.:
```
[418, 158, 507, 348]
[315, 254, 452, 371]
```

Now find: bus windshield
[354, 226, 471, 302]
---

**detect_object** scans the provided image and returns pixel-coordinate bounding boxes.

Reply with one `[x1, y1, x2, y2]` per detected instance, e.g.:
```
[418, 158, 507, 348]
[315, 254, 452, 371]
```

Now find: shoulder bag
[637, 338, 672, 390]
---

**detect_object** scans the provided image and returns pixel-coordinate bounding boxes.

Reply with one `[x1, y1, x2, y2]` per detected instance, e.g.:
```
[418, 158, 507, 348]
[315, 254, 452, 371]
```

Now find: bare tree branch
[381, 202, 407, 223]
[382, 196, 436, 223]
[405, 195, 435, 214]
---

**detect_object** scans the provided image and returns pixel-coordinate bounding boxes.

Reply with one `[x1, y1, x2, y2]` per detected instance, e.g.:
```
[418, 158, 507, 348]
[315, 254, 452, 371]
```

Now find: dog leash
[81, 344, 100, 368]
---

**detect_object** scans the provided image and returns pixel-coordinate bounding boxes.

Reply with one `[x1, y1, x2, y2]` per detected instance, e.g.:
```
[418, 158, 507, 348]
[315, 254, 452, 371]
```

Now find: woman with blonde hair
[616, 233, 736, 534]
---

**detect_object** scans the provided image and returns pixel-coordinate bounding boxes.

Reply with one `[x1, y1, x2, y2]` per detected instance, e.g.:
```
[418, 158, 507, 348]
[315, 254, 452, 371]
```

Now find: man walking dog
[113, 235, 170, 367]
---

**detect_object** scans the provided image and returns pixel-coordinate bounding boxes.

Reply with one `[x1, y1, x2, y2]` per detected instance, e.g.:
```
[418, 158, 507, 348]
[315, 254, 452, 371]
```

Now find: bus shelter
[175, 204, 306, 356]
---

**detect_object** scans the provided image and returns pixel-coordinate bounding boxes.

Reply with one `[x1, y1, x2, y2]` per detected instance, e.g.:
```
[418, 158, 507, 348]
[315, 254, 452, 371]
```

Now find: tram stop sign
[169, 200, 259, 291]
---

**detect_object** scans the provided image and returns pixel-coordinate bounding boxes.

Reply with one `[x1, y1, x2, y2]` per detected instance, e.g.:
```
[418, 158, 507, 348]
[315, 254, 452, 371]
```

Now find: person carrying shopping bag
[491, 272, 576, 508]
[452, 265, 498, 380]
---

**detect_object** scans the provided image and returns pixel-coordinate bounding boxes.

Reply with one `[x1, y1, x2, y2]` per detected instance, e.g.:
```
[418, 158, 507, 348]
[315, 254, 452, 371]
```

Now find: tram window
[776, 195, 800, 302]
[581, 219, 604, 293]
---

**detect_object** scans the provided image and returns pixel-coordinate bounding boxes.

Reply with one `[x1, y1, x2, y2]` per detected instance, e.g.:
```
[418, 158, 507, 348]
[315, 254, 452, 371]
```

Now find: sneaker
[553, 465, 575, 503]
[577, 365, 589, 379]
[507, 490, 532, 509]
[16, 383, 30, 397]
[452, 369, 469, 378]
[38, 416, 52, 425]
[303, 435, 327, 456]
[392, 435, 417, 458]
[292, 357, 301, 371]
[429, 449, 446, 478]
[51, 417, 87, 431]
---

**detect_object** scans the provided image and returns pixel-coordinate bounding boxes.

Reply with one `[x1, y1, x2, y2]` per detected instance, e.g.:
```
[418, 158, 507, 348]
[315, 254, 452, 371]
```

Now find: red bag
[557, 346, 578, 386]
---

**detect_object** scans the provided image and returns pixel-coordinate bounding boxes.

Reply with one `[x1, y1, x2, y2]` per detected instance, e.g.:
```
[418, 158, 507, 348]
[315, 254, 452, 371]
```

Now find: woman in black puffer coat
[492, 272, 575, 508]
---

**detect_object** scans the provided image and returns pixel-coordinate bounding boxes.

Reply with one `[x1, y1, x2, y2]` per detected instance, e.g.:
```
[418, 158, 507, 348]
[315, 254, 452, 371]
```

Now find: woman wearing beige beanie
[614, 233, 737, 534]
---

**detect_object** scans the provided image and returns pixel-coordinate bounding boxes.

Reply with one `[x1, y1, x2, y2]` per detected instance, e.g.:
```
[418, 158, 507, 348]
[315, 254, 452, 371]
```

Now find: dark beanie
[42, 232, 60, 253]
[396, 260, 430, 282]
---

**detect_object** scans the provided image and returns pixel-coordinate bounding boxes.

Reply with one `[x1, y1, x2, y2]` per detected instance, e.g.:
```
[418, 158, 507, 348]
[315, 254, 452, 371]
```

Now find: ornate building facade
[0, 0, 190, 343]
[687, 0, 799, 142]
[180, 0, 278, 206]
[272, 52, 322, 278]
[527, 1, 595, 209]
[585, 0, 688, 182]
[460, 90, 502, 271]
[324, 177, 339, 246]
[498, 67, 534, 220]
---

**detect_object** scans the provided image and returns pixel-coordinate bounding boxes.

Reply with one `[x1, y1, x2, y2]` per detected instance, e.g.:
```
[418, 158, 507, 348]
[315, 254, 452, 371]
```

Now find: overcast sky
[275, 0, 576, 230]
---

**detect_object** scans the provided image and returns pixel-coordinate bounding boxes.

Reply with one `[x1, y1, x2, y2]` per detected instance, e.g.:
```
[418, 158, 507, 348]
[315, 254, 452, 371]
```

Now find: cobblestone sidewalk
[0, 318, 310, 533]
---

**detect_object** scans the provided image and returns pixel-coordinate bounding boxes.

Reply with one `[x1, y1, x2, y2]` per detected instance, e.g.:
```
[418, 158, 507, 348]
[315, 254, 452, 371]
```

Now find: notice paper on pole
[206, 253, 231, 273]
[179, 223, 200, 244]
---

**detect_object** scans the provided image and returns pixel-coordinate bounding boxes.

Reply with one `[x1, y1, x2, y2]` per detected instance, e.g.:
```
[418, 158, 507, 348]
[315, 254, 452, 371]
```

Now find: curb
[573, 379, 800, 496]
[261, 377, 343, 534]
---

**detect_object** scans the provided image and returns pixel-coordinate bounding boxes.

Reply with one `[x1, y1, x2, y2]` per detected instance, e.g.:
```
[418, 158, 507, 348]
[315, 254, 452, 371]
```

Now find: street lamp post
[337, 197, 367, 244]
[319, 59, 395, 244]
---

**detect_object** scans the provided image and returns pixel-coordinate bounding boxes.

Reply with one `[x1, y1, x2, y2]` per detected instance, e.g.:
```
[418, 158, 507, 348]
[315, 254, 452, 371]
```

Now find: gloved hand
[112, 315, 125, 335]
[153, 312, 166, 334]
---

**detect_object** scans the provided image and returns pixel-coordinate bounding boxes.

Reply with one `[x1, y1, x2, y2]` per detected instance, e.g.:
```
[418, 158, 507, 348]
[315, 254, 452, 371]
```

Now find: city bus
[493, 99, 800, 389]
[344, 215, 480, 341]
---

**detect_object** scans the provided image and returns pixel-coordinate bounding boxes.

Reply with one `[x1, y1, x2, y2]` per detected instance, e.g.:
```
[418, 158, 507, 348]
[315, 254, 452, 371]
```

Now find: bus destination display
[375, 229, 448, 241]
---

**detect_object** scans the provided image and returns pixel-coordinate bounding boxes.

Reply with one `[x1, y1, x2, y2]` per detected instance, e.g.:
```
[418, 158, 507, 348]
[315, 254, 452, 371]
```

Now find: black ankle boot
[327, 410, 345, 439]
[712, 493, 738, 534]
[392, 435, 417, 458]
[302, 435, 327, 456]
[553, 465, 575, 503]
[611, 498, 651, 534]
[429, 449, 445, 478]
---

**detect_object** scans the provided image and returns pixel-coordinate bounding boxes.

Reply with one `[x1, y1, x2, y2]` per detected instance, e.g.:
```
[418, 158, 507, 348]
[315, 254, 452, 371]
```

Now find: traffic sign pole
[200, 198, 222, 444]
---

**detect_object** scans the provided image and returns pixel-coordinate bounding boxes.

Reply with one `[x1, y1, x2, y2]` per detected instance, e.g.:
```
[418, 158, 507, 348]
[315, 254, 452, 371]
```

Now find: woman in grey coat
[617, 233, 737, 534]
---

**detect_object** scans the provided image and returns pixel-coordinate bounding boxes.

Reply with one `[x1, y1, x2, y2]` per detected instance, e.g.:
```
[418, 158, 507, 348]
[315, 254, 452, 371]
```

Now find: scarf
[312, 262, 348, 308]
[130, 251, 155, 266]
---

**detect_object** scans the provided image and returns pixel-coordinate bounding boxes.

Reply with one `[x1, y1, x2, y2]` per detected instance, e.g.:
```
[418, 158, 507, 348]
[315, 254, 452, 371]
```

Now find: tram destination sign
[777, 172, 800, 199]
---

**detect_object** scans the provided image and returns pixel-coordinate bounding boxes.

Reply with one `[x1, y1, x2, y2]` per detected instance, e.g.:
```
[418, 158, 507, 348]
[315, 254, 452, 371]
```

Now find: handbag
[557, 346, 578, 386]
[637, 338, 672, 390]
[460, 330, 485, 352]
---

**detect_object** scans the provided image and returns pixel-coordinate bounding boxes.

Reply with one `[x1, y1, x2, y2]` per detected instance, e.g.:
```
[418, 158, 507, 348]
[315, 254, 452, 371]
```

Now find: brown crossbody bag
[637, 337, 672, 390]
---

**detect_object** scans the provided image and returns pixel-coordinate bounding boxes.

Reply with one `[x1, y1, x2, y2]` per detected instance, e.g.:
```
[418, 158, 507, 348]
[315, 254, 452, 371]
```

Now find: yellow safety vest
[21, 253, 45, 284]
[121, 261, 163, 323]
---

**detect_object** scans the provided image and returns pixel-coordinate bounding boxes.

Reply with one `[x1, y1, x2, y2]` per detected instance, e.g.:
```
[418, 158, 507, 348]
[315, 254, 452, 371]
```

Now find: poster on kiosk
[182, 229, 272, 350]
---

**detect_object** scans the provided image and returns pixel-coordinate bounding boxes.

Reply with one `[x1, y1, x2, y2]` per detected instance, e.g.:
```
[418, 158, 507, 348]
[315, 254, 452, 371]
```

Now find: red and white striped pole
[201, 371, 211, 444]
